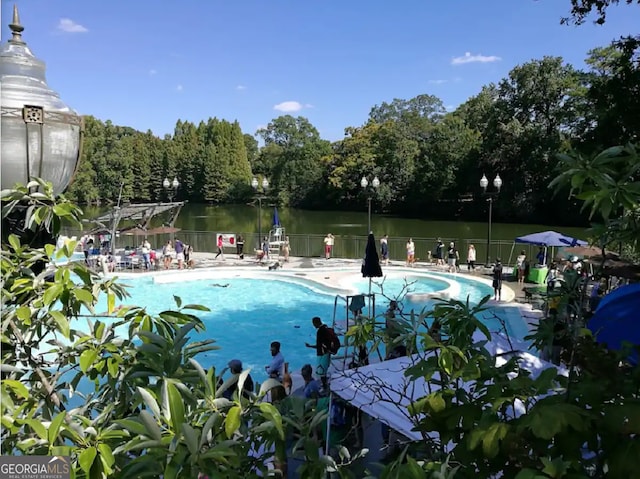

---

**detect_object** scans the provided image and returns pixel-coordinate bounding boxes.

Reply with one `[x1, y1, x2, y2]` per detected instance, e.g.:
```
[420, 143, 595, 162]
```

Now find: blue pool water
[89, 274, 524, 382]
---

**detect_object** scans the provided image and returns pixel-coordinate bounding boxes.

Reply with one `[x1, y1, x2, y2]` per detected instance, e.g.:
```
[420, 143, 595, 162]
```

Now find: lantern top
[0, 5, 83, 195]
[0, 4, 76, 113]
[9, 5, 25, 45]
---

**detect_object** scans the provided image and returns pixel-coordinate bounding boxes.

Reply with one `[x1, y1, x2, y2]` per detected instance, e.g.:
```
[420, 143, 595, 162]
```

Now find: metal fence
[66, 229, 545, 267]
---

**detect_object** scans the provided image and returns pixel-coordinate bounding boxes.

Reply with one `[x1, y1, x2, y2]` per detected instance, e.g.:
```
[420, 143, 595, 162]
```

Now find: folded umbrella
[361, 232, 383, 279]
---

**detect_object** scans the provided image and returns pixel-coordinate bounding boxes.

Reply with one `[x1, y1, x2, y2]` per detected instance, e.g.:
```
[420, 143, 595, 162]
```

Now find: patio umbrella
[273, 207, 281, 227]
[361, 232, 382, 294]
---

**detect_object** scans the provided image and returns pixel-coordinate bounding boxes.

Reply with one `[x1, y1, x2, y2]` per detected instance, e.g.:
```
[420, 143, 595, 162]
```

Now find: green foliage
[551, 144, 639, 250]
[1, 182, 361, 478]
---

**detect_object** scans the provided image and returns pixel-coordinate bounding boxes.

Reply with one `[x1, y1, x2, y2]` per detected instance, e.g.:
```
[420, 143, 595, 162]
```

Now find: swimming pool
[89, 270, 525, 383]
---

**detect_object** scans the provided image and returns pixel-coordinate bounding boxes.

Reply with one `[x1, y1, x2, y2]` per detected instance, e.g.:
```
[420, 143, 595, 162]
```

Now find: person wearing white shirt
[141, 239, 151, 270]
[265, 341, 285, 380]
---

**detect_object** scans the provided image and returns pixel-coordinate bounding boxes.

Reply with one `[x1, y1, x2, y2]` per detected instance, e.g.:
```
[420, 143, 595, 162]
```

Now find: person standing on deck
[215, 235, 224, 260]
[380, 234, 389, 265]
[265, 341, 285, 380]
[492, 258, 504, 301]
[324, 233, 334, 259]
[467, 244, 476, 271]
[305, 317, 332, 389]
[174, 238, 185, 269]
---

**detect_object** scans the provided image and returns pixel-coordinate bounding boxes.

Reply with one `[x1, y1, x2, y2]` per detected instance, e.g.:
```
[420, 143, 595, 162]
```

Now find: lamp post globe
[493, 174, 503, 191]
[480, 174, 489, 190]
[1, 6, 83, 196]
[163, 178, 170, 189]
[172, 177, 179, 190]
[361, 174, 381, 234]
[261, 178, 269, 190]
[251, 177, 259, 190]
[480, 173, 503, 265]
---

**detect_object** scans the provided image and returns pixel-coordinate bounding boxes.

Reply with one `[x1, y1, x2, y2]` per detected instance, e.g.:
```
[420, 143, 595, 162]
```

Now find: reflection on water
[82, 204, 587, 240]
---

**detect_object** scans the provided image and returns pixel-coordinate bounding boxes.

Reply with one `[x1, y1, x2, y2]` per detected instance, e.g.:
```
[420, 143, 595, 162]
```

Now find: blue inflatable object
[588, 283, 640, 365]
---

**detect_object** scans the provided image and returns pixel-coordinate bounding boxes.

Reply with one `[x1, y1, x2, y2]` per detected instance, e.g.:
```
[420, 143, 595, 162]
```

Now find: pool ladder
[330, 293, 377, 372]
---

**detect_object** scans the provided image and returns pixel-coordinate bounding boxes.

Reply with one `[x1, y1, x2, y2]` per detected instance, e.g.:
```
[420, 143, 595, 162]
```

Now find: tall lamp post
[1, 6, 83, 273]
[360, 175, 380, 233]
[163, 177, 179, 202]
[251, 176, 269, 249]
[480, 173, 502, 265]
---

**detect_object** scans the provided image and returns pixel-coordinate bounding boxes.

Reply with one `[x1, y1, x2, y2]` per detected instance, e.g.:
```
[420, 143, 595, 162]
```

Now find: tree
[257, 116, 331, 207]
[579, 43, 640, 149]
[244, 133, 259, 168]
[562, 0, 639, 25]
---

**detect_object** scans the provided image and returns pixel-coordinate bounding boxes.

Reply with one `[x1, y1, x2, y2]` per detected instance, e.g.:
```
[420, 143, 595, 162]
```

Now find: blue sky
[2, 1, 638, 141]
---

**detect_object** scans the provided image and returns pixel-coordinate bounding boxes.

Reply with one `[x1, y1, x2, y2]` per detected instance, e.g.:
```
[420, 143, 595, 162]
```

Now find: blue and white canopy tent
[508, 230, 588, 266]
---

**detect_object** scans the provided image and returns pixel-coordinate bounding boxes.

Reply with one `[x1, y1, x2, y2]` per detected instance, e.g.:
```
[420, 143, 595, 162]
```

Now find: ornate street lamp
[1, 6, 83, 195]
[480, 173, 503, 265]
[361, 175, 380, 233]
[1, 6, 83, 260]
[252, 176, 269, 249]
[163, 177, 179, 202]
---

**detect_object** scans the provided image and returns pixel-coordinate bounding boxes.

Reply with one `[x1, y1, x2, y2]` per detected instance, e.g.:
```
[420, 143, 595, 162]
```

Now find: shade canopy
[146, 226, 181, 235]
[331, 331, 566, 442]
[515, 230, 587, 247]
[558, 246, 619, 260]
[121, 227, 148, 236]
[588, 283, 640, 365]
[361, 233, 382, 278]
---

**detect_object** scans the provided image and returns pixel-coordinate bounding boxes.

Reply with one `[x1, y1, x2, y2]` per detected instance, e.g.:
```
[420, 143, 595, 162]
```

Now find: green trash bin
[527, 266, 548, 285]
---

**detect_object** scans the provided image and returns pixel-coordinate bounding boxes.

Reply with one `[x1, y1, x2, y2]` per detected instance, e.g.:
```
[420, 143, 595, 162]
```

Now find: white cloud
[57, 18, 88, 33]
[428, 79, 447, 85]
[236, 84, 247, 91]
[273, 101, 307, 112]
[451, 52, 501, 65]
[176, 84, 183, 92]
[149, 69, 157, 76]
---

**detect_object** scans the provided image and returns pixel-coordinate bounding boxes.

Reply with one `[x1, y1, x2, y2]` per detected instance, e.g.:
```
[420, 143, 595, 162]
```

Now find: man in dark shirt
[492, 258, 503, 301]
[435, 239, 444, 266]
[305, 316, 332, 389]
[174, 239, 185, 269]
[447, 242, 459, 273]
[218, 359, 254, 400]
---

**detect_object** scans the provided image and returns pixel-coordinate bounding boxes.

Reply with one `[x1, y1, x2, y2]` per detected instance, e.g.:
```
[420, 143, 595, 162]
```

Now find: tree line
[68, 41, 638, 226]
